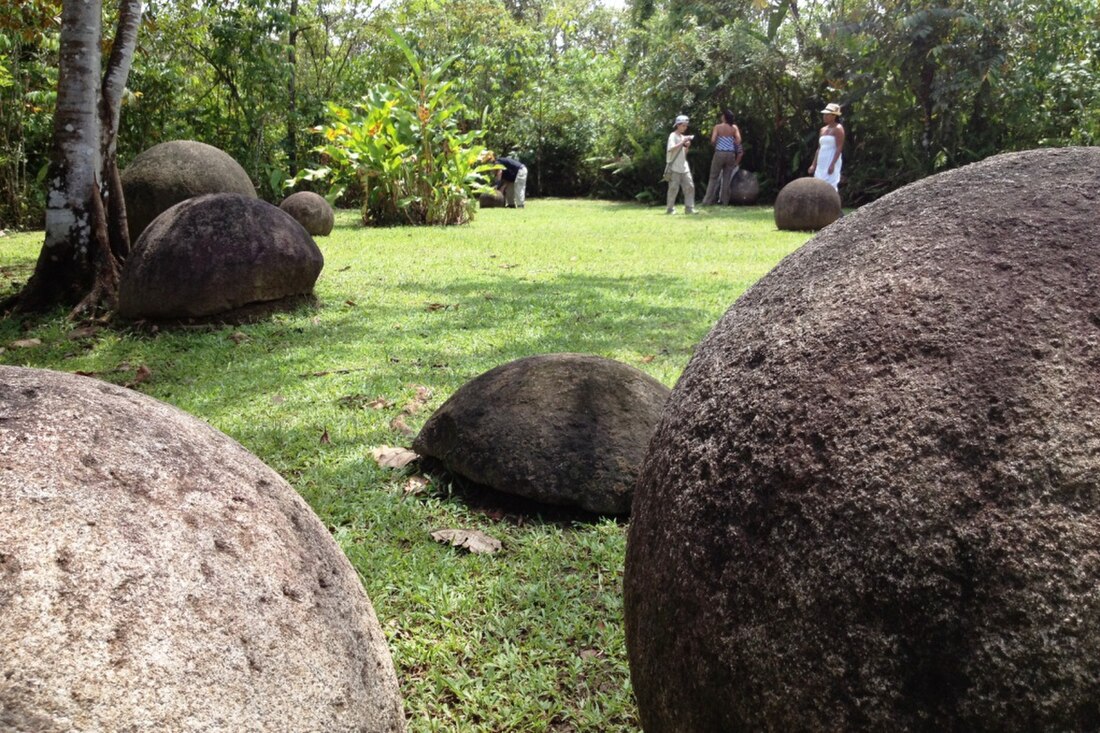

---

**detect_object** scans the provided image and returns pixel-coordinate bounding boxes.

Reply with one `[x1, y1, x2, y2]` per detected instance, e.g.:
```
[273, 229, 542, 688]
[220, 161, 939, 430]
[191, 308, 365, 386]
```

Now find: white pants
[666, 170, 695, 212]
[502, 166, 527, 208]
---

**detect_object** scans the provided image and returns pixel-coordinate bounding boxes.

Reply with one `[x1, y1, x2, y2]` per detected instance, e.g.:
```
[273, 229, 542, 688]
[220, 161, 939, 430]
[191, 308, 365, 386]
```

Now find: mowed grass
[0, 199, 810, 731]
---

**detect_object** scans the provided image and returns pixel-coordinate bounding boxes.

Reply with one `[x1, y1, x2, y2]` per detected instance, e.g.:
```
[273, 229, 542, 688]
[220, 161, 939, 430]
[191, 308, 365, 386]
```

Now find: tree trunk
[287, 0, 300, 178]
[15, 0, 103, 311]
[7, 0, 142, 317]
[100, 0, 142, 262]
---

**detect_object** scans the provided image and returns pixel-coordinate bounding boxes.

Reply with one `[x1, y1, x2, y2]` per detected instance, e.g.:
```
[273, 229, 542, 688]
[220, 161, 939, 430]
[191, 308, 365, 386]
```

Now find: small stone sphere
[625, 147, 1100, 732]
[280, 191, 335, 236]
[728, 169, 760, 204]
[479, 190, 505, 208]
[774, 176, 841, 230]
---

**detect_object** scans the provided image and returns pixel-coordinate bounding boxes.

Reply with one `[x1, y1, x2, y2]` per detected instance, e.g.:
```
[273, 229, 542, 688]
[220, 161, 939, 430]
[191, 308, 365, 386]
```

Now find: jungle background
[2, 0, 1098, 231]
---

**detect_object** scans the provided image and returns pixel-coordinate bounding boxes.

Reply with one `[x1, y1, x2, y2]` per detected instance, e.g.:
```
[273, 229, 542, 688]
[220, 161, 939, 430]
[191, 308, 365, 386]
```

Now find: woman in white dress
[809, 102, 844, 190]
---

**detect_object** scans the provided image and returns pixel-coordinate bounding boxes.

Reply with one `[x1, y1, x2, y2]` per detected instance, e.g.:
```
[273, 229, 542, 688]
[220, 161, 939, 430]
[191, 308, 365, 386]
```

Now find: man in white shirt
[666, 114, 697, 215]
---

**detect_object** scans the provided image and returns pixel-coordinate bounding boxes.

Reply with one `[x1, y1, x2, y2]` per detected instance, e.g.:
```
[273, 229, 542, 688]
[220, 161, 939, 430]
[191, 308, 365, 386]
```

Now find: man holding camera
[666, 114, 697, 215]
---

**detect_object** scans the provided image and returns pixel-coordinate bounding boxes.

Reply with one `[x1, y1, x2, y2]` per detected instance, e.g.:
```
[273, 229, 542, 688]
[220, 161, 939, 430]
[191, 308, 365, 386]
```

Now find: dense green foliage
[0, 199, 812, 730]
[1, 0, 1098, 229]
[295, 35, 497, 226]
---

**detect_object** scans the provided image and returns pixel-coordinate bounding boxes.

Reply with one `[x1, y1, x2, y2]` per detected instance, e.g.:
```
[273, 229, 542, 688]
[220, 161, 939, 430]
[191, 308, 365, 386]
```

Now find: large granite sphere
[625, 147, 1100, 732]
[118, 193, 323, 322]
[413, 353, 671, 515]
[121, 140, 257, 242]
[728, 168, 760, 204]
[774, 176, 841, 230]
[0, 366, 406, 732]
[280, 191, 335, 236]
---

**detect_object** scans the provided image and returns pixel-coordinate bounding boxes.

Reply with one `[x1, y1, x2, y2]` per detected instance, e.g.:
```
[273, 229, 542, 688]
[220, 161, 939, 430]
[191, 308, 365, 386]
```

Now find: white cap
[673, 115, 690, 127]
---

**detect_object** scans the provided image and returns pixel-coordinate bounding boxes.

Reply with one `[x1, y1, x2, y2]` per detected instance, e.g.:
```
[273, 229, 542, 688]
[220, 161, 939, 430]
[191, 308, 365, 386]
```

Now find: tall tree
[6, 0, 141, 315]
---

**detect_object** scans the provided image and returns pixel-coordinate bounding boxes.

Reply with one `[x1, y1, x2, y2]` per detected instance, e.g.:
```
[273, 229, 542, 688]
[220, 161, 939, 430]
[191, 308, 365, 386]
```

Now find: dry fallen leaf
[369, 397, 395, 410]
[371, 446, 419, 469]
[579, 649, 602, 660]
[271, 394, 286, 405]
[404, 475, 430, 497]
[390, 415, 415, 437]
[431, 529, 502, 555]
[68, 326, 100, 341]
[133, 365, 152, 384]
[229, 331, 249, 344]
[414, 385, 433, 401]
[320, 428, 331, 444]
[10, 338, 41, 349]
[345, 300, 357, 307]
[641, 355, 656, 364]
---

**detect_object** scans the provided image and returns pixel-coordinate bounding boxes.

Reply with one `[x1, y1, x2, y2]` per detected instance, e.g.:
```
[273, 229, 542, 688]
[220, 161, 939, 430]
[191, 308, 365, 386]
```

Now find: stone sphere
[479, 190, 505, 208]
[280, 191, 335, 236]
[0, 366, 406, 732]
[728, 168, 760, 204]
[625, 147, 1100, 732]
[774, 176, 841, 230]
[118, 193, 324, 322]
[413, 353, 671, 515]
[121, 140, 257, 242]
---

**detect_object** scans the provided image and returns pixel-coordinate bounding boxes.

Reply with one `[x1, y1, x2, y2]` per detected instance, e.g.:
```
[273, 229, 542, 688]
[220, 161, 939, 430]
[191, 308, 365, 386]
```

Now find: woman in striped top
[701, 109, 743, 206]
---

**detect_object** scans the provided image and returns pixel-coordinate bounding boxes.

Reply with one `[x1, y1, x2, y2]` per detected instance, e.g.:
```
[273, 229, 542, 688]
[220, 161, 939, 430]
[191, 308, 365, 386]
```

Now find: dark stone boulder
[728, 168, 760, 205]
[774, 176, 841, 230]
[0, 366, 406, 732]
[479, 190, 505, 208]
[280, 191, 335, 236]
[121, 140, 257, 242]
[625, 147, 1100, 732]
[413, 353, 671, 515]
[118, 193, 323, 322]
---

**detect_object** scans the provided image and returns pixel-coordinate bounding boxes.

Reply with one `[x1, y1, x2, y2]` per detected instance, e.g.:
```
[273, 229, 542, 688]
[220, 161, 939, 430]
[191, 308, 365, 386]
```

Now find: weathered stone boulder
[479, 190, 505, 208]
[774, 176, 841, 230]
[280, 191, 335, 236]
[625, 147, 1100, 732]
[728, 168, 760, 205]
[0, 366, 406, 732]
[118, 193, 323, 322]
[414, 353, 670, 515]
[121, 140, 257, 241]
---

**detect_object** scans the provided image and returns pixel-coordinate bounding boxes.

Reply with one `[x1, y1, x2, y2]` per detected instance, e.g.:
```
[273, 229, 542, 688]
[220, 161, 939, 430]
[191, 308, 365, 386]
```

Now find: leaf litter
[431, 528, 502, 555]
[371, 446, 419, 469]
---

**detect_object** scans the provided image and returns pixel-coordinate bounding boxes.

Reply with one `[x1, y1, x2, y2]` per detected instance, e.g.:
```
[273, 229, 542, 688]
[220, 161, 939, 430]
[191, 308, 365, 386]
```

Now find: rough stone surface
[413, 353, 671, 515]
[728, 168, 760, 205]
[0, 366, 405, 733]
[121, 140, 257, 241]
[625, 147, 1100, 732]
[281, 191, 335, 236]
[774, 176, 841, 230]
[118, 193, 323, 321]
[479, 190, 505, 208]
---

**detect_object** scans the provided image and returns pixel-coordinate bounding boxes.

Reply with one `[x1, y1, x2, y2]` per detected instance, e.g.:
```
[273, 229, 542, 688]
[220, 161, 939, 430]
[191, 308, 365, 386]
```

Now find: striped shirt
[715, 135, 738, 152]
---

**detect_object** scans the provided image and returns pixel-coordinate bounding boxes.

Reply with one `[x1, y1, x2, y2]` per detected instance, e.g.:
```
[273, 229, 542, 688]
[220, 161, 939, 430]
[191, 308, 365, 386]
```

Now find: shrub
[292, 34, 497, 227]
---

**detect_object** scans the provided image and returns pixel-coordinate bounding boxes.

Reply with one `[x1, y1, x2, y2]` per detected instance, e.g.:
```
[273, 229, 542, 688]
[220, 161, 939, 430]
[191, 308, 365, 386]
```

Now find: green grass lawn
[0, 198, 810, 731]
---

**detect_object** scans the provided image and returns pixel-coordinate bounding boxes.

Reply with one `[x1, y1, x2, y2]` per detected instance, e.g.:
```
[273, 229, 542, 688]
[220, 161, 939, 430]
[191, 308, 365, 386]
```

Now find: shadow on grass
[0, 268, 723, 471]
[33, 269, 717, 397]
